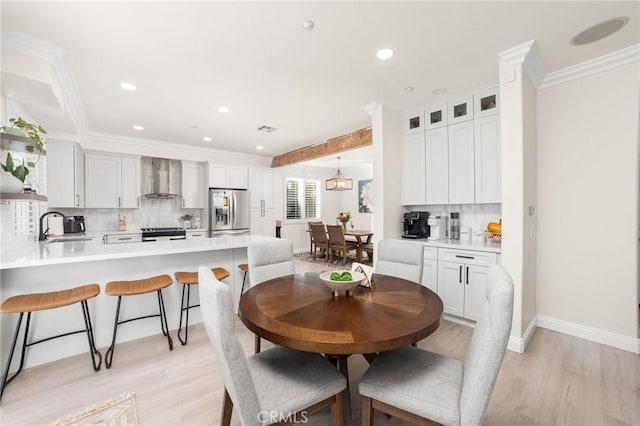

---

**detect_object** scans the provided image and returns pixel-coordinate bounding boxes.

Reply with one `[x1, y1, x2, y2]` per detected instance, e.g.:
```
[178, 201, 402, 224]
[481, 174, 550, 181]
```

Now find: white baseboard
[507, 316, 537, 354]
[293, 247, 309, 254]
[537, 315, 640, 354]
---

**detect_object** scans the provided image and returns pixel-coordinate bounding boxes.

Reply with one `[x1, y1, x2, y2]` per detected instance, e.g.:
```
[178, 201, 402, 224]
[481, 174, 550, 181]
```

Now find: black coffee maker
[402, 211, 429, 239]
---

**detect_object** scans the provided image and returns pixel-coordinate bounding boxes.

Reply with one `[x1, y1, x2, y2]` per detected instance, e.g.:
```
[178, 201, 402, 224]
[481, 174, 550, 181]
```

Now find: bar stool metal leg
[0, 312, 27, 400]
[178, 284, 189, 345]
[105, 296, 122, 369]
[80, 300, 102, 371]
[157, 290, 173, 350]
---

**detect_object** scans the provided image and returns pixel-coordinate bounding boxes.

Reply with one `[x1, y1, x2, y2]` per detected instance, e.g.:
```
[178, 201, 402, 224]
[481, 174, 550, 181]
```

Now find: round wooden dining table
[239, 272, 444, 425]
[239, 271, 444, 355]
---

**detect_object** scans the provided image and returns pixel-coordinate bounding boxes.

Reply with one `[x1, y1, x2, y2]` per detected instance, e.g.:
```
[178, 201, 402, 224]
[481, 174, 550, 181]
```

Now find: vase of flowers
[336, 211, 351, 230]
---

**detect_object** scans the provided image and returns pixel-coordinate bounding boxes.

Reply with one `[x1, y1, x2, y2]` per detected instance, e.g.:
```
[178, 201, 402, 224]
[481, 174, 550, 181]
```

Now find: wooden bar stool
[238, 264, 249, 297]
[105, 275, 173, 368]
[0, 284, 102, 400]
[174, 267, 230, 345]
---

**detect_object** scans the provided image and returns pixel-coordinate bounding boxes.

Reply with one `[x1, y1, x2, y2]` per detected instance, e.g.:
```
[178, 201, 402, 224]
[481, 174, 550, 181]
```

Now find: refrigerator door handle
[230, 191, 236, 229]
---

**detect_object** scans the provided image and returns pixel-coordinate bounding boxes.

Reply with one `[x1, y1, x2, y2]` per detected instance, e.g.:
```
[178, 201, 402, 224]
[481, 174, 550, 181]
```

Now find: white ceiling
[1, 2, 638, 163]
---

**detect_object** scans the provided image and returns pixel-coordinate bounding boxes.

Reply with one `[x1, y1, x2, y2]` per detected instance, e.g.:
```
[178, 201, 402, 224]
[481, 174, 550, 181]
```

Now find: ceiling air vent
[256, 125, 277, 133]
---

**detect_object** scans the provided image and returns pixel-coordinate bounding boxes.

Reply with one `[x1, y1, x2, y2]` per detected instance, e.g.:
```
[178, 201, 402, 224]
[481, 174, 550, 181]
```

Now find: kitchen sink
[46, 237, 93, 243]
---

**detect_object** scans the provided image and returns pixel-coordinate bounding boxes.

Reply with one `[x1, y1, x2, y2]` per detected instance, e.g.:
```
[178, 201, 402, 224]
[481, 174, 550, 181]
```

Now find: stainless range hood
[141, 157, 182, 199]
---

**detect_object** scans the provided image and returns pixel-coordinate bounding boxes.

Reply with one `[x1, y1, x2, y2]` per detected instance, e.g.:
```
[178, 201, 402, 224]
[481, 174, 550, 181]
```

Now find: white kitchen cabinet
[473, 86, 500, 118]
[474, 115, 501, 203]
[208, 164, 248, 189]
[85, 152, 140, 208]
[250, 207, 275, 237]
[401, 132, 426, 205]
[402, 106, 425, 135]
[46, 140, 84, 208]
[437, 247, 497, 321]
[448, 93, 474, 124]
[181, 161, 205, 208]
[249, 168, 274, 209]
[421, 245, 438, 293]
[425, 101, 448, 130]
[249, 168, 275, 235]
[425, 127, 448, 205]
[448, 121, 475, 204]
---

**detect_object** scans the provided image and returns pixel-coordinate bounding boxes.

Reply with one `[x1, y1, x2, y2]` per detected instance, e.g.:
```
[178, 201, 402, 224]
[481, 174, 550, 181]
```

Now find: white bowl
[319, 270, 365, 296]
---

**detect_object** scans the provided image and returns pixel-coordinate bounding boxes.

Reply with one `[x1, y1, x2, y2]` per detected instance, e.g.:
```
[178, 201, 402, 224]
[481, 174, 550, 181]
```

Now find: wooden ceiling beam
[270, 127, 372, 168]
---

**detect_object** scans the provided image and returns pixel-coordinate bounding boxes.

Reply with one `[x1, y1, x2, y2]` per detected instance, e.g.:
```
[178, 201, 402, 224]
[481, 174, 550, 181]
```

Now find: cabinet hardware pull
[118, 196, 121, 207]
[466, 266, 469, 284]
[459, 265, 462, 283]
[182, 198, 185, 208]
[76, 194, 80, 206]
[118, 237, 132, 241]
[455, 255, 474, 259]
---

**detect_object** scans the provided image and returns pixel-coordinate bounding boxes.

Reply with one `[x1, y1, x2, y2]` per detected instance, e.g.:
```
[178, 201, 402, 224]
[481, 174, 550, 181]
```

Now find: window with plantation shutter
[285, 178, 320, 221]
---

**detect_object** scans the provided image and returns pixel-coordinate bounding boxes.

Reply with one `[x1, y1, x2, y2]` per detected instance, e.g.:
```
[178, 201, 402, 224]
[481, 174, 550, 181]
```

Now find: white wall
[278, 163, 373, 252]
[536, 62, 639, 338]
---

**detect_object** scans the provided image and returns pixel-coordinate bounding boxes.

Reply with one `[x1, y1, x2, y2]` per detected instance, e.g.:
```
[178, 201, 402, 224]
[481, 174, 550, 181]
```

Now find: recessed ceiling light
[432, 88, 448, 95]
[256, 146, 264, 150]
[218, 106, 229, 114]
[133, 125, 144, 131]
[570, 17, 628, 45]
[120, 82, 136, 91]
[203, 137, 212, 142]
[405, 86, 414, 93]
[302, 20, 315, 31]
[376, 48, 394, 60]
[191, 125, 199, 129]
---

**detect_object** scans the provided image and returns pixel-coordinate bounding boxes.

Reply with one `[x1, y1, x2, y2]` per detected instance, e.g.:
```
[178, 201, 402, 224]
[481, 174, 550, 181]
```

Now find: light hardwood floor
[1, 260, 638, 425]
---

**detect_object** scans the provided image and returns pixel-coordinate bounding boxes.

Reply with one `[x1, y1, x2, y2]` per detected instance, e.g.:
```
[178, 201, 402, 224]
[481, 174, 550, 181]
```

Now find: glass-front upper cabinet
[473, 86, 500, 118]
[403, 107, 425, 135]
[448, 94, 474, 125]
[425, 101, 448, 129]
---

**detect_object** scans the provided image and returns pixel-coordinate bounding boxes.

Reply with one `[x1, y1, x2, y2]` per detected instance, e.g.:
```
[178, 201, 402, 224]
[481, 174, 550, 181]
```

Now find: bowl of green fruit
[319, 270, 365, 296]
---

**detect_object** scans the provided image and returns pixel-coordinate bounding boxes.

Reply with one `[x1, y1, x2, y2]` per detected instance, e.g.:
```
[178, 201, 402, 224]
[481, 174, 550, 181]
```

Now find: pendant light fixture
[325, 156, 353, 191]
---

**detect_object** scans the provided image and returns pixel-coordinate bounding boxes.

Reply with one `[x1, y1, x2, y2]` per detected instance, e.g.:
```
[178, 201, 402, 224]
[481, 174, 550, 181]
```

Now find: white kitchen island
[0, 234, 279, 371]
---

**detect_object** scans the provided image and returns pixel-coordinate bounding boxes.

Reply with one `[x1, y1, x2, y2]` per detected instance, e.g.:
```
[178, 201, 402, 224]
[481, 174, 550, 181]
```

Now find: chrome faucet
[38, 211, 65, 241]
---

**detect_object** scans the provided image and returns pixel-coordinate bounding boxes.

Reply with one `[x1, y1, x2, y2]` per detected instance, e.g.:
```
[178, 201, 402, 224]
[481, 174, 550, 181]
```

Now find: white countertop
[0, 234, 279, 270]
[415, 238, 501, 253]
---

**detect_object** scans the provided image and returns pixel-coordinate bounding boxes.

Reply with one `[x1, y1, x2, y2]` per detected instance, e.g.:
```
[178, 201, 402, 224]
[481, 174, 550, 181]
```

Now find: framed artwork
[358, 179, 373, 213]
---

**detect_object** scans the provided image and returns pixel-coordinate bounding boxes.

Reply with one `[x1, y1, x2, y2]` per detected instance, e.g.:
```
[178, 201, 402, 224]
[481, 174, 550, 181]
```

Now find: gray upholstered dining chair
[247, 240, 295, 352]
[358, 265, 514, 426]
[375, 239, 424, 284]
[198, 268, 346, 426]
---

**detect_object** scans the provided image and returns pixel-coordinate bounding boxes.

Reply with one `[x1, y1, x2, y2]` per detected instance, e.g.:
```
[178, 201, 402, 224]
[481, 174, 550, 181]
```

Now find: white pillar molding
[498, 40, 543, 353]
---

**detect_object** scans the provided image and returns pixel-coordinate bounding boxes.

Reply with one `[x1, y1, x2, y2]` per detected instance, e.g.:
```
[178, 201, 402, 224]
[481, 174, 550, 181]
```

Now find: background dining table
[239, 271, 444, 424]
[308, 228, 374, 263]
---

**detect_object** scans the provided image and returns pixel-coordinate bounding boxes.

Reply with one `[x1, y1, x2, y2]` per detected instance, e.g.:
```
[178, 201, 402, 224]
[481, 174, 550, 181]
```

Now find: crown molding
[2, 31, 90, 135]
[85, 131, 272, 165]
[498, 40, 546, 88]
[361, 101, 378, 116]
[540, 44, 640, 89]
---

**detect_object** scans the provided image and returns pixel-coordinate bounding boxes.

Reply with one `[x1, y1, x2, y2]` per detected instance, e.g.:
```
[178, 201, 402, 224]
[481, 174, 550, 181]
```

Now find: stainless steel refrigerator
[209, 188, 250, 236]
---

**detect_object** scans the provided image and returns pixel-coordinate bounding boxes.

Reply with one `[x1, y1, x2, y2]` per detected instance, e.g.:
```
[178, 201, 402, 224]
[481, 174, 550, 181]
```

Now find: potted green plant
[0, 117, 47, 192]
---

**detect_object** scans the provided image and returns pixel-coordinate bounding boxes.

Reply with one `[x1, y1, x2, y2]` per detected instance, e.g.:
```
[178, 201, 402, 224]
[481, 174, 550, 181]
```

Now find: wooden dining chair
[361, 234, 374, 264]
[359, 265, 514, 426]
[326, 225, 358, 266]
[198, 268, 347, 426]
[247, 240, 295, 353]
[375, 239, 424, 284]
[310, 223, 329, 260]
[307, 221, 323, 255]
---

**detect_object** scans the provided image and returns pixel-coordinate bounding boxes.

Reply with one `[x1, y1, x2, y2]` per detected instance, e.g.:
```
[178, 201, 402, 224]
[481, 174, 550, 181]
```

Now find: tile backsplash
[406, 203, 501, 236]
[61, 198, 204, 232]
[0, 197, 204, 243]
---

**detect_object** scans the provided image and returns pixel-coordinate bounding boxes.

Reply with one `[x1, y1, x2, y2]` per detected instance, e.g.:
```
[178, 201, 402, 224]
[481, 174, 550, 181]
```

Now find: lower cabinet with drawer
[437, 247, 498, 321]
[103, 233, 142, 244]
[421, 246, 438, 293]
